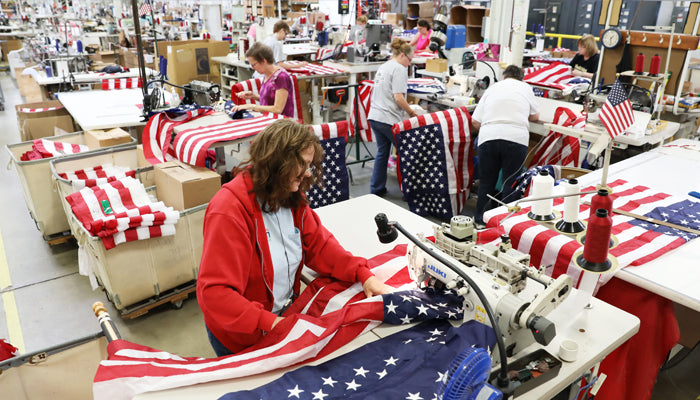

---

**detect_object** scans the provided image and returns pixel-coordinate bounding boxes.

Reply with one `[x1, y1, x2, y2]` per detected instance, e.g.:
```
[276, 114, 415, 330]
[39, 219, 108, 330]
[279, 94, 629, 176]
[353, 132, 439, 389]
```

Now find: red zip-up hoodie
[196, 171, 374, 354]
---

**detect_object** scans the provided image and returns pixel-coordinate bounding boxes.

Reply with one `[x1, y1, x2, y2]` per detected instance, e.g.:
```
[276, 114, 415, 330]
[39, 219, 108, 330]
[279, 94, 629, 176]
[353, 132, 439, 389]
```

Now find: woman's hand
[236, 90, 255, 100]
[362, 276, 392, 298]
[233, 103, 257, 113]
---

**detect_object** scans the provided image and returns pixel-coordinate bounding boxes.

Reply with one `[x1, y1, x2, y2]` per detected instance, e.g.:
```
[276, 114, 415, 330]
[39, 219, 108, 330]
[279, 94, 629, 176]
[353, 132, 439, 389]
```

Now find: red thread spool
[649, 54, 661, 76]
[589, 189, 612, 219]
[635, 53, 645, 74]
[582, 209, 613, 263]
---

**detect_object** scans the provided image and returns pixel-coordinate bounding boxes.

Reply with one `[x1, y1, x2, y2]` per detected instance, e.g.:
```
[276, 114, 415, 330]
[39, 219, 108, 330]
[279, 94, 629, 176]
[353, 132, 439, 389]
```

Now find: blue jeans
[369, 119, 397, 194]
[475, 139, 528, 224]
[206, 325, 234, 357]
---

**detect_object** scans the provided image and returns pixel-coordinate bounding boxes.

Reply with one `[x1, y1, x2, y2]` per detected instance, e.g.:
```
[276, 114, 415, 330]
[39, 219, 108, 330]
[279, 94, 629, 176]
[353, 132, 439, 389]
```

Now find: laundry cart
[51, 145, 210, 318]
[5, 132, 136, 243]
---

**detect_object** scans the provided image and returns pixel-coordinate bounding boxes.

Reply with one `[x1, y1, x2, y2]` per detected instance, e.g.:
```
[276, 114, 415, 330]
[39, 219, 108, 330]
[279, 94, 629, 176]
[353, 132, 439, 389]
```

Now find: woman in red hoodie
[197, 119, 390, 356]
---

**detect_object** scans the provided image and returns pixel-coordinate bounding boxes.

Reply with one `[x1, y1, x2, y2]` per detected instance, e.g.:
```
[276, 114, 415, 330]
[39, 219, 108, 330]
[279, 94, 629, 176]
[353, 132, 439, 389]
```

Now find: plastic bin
[445, 25, 466, 49]
[5, 132, 136, 240]
[50, 146, 207, 313]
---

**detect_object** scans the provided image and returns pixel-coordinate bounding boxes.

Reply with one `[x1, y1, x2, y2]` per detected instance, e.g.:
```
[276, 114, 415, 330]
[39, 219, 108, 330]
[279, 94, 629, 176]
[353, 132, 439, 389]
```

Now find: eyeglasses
[250, 61, 259, 68]
[297, 164, 314, 179]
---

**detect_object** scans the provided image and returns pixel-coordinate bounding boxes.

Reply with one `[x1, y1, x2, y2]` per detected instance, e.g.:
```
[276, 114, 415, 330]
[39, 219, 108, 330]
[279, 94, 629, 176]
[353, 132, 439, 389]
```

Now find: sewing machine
[406, 215, 573, 364]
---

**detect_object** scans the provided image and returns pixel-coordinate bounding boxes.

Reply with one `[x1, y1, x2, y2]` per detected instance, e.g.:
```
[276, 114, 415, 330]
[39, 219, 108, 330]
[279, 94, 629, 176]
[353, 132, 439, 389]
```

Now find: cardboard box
[15, 100, 75, 141]
[426, 58, 448, 73]
[156, 40, 231, 92]
[407, 1, 433, 18]
[155, 160, 221, 211]
[384, 13, 404, 26]
[16, 66, 45, 103]
[85, 128, 133, 149]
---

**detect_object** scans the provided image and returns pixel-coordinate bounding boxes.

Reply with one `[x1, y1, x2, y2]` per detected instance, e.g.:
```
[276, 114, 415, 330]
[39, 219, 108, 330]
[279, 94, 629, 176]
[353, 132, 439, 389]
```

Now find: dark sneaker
[373, 188, 388, 198]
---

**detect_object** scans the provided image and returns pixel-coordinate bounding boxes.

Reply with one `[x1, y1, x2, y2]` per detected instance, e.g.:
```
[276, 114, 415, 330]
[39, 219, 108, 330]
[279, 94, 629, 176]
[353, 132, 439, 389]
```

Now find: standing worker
[367, 38, 417, 197]
[471, 65, 540, 229]
[255, 21, 307, 79]
[197, 119, 391, 356]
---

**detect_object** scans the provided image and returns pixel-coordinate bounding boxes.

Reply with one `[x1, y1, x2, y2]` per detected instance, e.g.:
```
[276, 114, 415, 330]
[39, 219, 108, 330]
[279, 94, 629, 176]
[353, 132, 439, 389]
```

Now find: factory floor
[0, 72, 697, 399]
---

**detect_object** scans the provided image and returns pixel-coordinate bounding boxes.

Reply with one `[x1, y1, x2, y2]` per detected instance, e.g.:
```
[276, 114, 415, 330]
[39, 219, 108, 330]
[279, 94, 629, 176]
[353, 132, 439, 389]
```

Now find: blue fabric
[217, 319, 496, 400]
[475, 139, 527, 224]
[628, 199, 700, 241]
[306, 136, 350, 208]
[369, 119, 397, 194]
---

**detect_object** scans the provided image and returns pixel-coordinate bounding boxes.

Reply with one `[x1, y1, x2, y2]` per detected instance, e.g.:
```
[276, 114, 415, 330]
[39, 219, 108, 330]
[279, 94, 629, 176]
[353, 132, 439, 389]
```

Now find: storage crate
[5, 132, 136, 239]
[51, 146, 207, 312]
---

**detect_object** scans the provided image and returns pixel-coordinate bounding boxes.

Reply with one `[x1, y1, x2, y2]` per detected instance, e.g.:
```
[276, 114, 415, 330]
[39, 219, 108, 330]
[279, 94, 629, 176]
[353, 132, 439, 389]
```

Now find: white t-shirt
[254, 35, 286, 80]
[471, 78, 540, 147]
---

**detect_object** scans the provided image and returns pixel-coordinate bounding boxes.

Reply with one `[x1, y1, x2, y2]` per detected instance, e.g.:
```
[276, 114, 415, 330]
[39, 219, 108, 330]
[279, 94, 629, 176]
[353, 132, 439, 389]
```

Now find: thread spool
[576, 209, 614, 272]
[649, 54, 661, 76]
[589, 189, 612, 219]
[634, 53, 645, 74]
[555, 179, 586, 234]
[528, 170, 556, 221]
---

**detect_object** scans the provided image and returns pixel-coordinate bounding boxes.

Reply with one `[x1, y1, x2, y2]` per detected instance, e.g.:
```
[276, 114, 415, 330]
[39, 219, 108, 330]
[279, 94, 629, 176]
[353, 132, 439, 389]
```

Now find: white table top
[135, 195, 639, 399]
[56, 89, 146, 131]
[322, 60, 384, 74]
[34, 68, 156, 86]
[574, 139, 700, 311]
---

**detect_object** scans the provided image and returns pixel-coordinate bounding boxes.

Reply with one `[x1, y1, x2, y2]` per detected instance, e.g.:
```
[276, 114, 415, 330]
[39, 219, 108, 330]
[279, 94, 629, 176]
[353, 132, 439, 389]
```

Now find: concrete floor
[0, 72, 697, 399]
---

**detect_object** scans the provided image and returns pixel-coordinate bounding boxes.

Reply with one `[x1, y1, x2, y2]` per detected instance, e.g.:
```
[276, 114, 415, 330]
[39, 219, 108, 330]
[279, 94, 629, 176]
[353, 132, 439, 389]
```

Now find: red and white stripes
[101, 78, 142, 90]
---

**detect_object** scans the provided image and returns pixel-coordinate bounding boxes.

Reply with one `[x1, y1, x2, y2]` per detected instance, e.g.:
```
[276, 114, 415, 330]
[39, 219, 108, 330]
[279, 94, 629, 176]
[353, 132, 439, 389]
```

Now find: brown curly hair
[238, 119, 324, 212]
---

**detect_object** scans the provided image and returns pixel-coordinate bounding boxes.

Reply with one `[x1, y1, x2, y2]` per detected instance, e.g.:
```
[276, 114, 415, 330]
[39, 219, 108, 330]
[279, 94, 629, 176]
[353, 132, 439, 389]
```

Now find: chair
[230, 75, 303, 123]
[306, 121, 350, 208]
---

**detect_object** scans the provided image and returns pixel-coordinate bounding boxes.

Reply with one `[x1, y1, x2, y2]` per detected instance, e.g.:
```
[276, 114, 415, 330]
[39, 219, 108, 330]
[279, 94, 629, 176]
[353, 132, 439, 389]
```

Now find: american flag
[31, 138, 89, 158]
[138, 0, 151, 16]
[413, 49, 438, 58]
[285, 61, 344, 76]
[142, 104, 213, 164]
[231, 76, 304, 123]
[349, 80, 374, 142]
[307, 122, 350, 208]
[511, 165, 559, 198]
[219, 319, 495, 400]
[529, 106, 585, 168]
[57, 164, 136, 190]
[172, 113, 284, 166]
[92, 245, 477, 400]
[599, 79, 635, 139]
[407, 78, 446, 94]
[482, 179, 698, 290]
[393, 107, 474, 221]
[65, 177, 179, 249]
[524, 62, 585, 91]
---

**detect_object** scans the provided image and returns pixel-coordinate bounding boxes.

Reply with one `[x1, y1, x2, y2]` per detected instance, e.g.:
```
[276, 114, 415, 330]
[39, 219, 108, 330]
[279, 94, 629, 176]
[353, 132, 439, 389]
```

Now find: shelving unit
[449, 5, 487, 45]
[212, 56, 253, 100]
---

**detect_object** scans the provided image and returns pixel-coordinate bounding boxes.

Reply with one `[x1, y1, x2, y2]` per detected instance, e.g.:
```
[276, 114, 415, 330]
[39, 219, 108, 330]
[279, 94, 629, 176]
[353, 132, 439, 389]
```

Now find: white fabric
[472, 78, 540, 147]
[261, 206, 302, 314]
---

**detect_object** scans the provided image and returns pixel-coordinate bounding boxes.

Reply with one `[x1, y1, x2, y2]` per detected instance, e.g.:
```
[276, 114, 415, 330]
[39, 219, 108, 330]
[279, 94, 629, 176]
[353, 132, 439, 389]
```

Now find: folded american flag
[57, 164, 137, 190]
[407, 78, 446, 94]
[349, 80, 374, 142]
[93, 245, 472, 400]
[66, 177, 179, 249]
[142, 105, 213, 164]
[307, 122, 350, 208]
[172, 113, 284, 167]
[393, 107, 474, 221]
[524, 62, 591, 93]
[29, 138, 89, 159]
[285, 61, 343, 76]
[529, 106, 584, 168]
[414, 50, 438, 58]
[483, 179, 699, 291]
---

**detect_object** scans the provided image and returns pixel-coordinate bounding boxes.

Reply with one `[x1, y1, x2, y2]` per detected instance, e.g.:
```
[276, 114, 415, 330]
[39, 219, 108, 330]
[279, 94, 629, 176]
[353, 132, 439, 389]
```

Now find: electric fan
[438, 347, 503, 400]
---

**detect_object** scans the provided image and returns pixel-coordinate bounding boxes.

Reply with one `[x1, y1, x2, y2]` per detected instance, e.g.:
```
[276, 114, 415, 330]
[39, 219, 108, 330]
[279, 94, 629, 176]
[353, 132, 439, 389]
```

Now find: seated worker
[256, 20, 307, 78]
[234, 42, 295, 118]
[471, 65, 540, 229]
[409, 19, 432, 51]
[349, 15, 368, 43]
[569, 34, 599, 79]
[197, 119, 391, 356]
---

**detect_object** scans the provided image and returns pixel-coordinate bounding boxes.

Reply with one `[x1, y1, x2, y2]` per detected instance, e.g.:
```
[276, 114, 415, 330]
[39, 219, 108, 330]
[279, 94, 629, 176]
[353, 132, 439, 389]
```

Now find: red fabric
[197, 171, 375, 354]
[0, 339, 18, 361]
[595, 278, 679, 400]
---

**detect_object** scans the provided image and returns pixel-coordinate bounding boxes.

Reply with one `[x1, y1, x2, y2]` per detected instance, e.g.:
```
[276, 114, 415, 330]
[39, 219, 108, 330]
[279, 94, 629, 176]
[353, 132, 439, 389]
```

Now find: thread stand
[573, 249, 619, 274]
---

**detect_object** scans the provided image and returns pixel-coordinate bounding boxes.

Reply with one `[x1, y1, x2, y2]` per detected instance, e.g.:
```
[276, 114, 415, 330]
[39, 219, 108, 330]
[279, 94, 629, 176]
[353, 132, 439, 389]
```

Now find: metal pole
[129, 0, 149, 99]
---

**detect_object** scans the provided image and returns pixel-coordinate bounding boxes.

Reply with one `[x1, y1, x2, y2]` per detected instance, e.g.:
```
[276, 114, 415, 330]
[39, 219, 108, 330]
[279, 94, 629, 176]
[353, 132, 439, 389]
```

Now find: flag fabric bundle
[529, 107, 585, 168]
[220, 319, 495, 400]
[101, 77, 141, 90]
[599, 79, 635, 138]
[57, 164, 137, 191]
[313, 47, 335, 61]
[413, 49, 438, 58]
[285, 61, 344, 76]
[138, 0, 151, 16]
[92, 245, 479, 400]
[407, 78, 446, 94]
[307, 122, 350, 208]
[348, 80, 374, 142]
[66, 177, 179, 249]
[511, 165, 561, 198]
[172, 113, 284, 167]
[20, 139, 89, 161]
[142, 104, 213, 164]
[482, 178, 698, 291]
[230, 77, 303, 123]
[523, 62, 591, 93]
[392, 107, 474, 221]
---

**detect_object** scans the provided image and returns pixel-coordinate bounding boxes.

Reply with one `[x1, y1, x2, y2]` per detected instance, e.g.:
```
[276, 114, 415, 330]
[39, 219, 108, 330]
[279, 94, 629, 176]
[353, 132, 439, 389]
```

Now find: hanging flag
[139, 0, 151, 16]
[529, 107, 585, 168]
[142, 104, 213, 164]
[92, 245, 480, 400]
[349, 80, 374, 142]
[599, 79, 635, 139]
[392, 107, 474, 221]
[307, 122, 350, 209]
